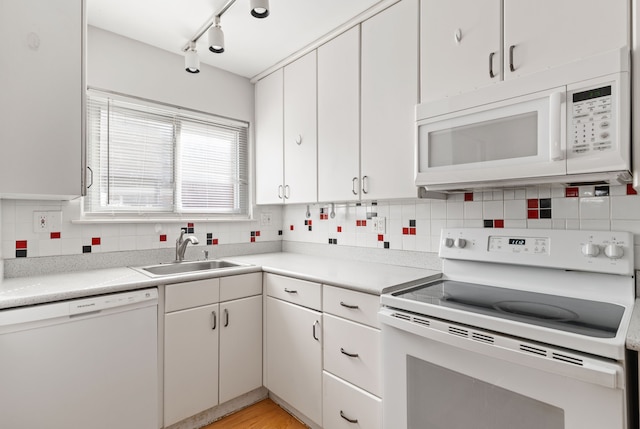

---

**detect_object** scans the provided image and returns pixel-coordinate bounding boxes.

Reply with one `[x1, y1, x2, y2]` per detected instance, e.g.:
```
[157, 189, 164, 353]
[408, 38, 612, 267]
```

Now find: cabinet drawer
[265, 273, 321, 311]
[165, 278, 220, 313]
[323, 314, 381, 396]
[220, 272, 262, 302]
[323, 371, 381, 429]
[323, 285, 380, 328]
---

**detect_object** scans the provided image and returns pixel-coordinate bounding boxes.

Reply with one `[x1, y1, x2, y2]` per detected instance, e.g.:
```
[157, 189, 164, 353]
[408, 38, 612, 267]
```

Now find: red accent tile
[188, 222, 194, 228]
[337, 226, 342, 233]
[464, 192, 474, 202]
[378, 234, 384, 241]
[160, 234, 167, 242]
[356, 220, 362, 227]
[50, 232, 61, 239]
[409, 228, 416, 235]
[92, 237, 101, 246]
[527, 199, 539, 209]
[255, 231, 260, 237]
[362, 220, 367, 227]
[213, 239, 219, 245]
[250, 237, 256, 243]
[290, 225, 294, 231]
[494, 219, 504, 228]
[627, 184, 638, 195]
[16, 240, 27, 249]
[402, 227, 409, 235]
[308, 220, 312, 226]
[527, 210, 539, 219]
[565, 187, 579, 198]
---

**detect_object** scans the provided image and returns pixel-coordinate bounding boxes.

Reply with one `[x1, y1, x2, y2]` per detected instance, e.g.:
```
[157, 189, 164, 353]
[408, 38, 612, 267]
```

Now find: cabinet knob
[454, 28, 462, 44]
[296, 135, 302, 145]
[581, 243, 600, 257]
[604, 244, 624, 260]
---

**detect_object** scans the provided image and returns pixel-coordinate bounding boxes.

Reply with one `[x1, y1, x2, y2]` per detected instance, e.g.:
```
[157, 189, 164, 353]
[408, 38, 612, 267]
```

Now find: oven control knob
[604, 244, 624, 260]
[454, 238, 467, 248]
[581, 243, 600, 257]
[443, 238, 454, 248]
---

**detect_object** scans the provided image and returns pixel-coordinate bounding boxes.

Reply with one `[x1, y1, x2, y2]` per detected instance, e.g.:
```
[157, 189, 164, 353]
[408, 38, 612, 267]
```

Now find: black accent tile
[333, 239, 338, 245]
[251, 231, 256, 237]
[278, 230, 283, 236]
[82, 245, 92, 253]
[320, 208, 325, 214]
[187, 227, 195, 234]
[409, 219, 416, 227]
[356, 202, 362, 206]
[484, 220, 494, 228]
[181, 227, 188, 233]
[540, 198, 552, 209]
[372, 201, 378, 206]
[384, 242, 390, 249]
[304, 220, 309, 226]
[328, 238, 333, 244]
[540, 209, 552, 219]
[207, 239, 212, 245]
[595, 185, 610, 197]
[308, 226, 312, 231]
[15, 249, 27, 258]
[207, 233, 213, 239]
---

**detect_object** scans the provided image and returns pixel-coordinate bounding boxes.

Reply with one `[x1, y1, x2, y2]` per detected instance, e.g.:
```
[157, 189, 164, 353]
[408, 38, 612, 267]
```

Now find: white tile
[61, 238, 82, 255]
[416, 219, 431, 237]
[609, 185, 627, 196]
[389, 204, 403, 220]
[551, 219, 566, 229]
[527, 219, 552, 229]
[448, 193, 464, 202]
[463, 219, 483, 228]
[118, 236, 137, 251]
[39, 239, 61, 257]
[514, 189, 527, 200]
[401, 203, 416, 221]
[463, 202, 483, 219]
[402, 235, 416, 251]
[551, 187, 565, 198]
[537, 186, 551, 199]
[416, 202, 431, 219]
[1, 200, 15, 223]
[482, 191, 493, 201]
[446, 201, 464, 220]
[525, 187, 538, 199]
[431, 201, 447, 219]
[503, 189, 515, 200]
[566, 220, 580, 230]
[580, 186, 595, 197]
[430, 235, 442, 251]
[446, 219, 464, 228]
[579, 197, 610, 220]
[416, 238, 431, 252]
[580, 220, 611, 231]
[483, 201, 504, 219]
[431, 220, 446, 237]
[504, 200, 526, 220]
[552, 197, 579, 219]
[611, 220, 640, 238]
[611, 195, 640, 220]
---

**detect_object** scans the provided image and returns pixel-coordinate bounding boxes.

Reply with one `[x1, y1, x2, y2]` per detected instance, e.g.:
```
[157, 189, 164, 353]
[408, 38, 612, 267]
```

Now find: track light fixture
[208, 16, 224, 54]
[184, 42, 200, 73]
[183, 0, 271, 73]
[250, 0, 269, 18]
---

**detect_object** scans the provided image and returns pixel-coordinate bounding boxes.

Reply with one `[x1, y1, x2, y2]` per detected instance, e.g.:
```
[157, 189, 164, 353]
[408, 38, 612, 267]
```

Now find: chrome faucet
[175, 230, 199, 262]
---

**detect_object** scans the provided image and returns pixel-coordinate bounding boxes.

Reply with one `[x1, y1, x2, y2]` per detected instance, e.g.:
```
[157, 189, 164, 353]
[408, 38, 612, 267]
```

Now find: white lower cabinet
[265, 274, 322, 427]
[163, 273, 262, 427]
[323, 371, 381, 429]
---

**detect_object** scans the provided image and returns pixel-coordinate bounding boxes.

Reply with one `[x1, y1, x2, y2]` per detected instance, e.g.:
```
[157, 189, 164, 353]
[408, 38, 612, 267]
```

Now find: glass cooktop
[392, 280, 625, 338]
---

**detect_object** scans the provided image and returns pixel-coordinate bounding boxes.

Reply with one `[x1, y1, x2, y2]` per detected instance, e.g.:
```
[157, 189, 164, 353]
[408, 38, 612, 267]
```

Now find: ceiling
[87, 0, 383, 79]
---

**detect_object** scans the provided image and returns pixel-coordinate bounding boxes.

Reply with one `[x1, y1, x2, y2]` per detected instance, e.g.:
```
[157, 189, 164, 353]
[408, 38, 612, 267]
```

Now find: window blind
[85, 92, 249, 216]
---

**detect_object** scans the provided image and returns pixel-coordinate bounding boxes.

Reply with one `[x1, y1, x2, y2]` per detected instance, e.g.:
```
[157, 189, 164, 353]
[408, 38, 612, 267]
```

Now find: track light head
[184, 42, 200, 73]
[208, 18, 225, 53]
[250, 0, 269, 18]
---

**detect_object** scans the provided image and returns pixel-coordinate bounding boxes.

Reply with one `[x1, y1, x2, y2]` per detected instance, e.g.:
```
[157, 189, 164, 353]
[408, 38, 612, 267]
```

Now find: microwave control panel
[570, 84, 614, 156]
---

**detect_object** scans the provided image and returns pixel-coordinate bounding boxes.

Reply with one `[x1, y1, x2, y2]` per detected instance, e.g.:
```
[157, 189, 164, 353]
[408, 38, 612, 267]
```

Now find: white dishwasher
[0, 288, 159, 429]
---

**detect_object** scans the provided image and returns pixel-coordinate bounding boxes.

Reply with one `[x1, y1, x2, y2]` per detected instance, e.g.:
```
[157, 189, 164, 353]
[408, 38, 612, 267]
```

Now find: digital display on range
[508, 238, 526, 246]
[572, 85, 612, 102]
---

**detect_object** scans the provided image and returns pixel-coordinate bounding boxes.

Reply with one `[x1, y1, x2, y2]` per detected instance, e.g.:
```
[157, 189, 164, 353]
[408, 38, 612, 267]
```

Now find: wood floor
[203, 399, 308, 429]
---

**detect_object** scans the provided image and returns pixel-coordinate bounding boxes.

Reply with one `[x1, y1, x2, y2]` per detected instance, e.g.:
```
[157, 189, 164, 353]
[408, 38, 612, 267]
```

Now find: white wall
[87, 26, 254, 122]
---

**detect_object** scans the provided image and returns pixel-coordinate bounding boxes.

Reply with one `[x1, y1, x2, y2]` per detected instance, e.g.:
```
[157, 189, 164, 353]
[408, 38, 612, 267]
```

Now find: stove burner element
[493, 301, 579, 322]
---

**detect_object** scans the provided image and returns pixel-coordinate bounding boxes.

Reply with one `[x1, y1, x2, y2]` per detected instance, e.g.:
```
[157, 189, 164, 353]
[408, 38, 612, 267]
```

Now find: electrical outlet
[260, 212, 272, 226]
[376, 216, 386, 234]
[33, 211, 62, 233]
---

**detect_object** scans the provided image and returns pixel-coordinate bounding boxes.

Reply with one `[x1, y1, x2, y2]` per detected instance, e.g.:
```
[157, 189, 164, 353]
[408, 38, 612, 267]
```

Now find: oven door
[415, 87, 566, 188]
[379, 308, 628, 429]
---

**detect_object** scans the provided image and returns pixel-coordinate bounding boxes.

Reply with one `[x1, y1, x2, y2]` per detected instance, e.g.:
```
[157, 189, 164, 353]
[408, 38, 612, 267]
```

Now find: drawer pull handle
[211, 311, 217, 330]
[340, 348, 359, 358]
[340, 410, 358, 424]
[340, 301, 359, 310]
[284, 288, 297, 294]
[224, 308, 229, 327]
[313, 320, 320, 341]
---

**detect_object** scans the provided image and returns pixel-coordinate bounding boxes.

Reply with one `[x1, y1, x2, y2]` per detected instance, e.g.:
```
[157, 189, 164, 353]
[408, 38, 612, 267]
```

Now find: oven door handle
[379, 308, 622, 389]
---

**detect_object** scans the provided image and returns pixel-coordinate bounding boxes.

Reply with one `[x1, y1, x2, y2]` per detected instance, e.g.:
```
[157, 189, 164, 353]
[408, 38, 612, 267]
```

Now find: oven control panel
[439, 228, 633, 275]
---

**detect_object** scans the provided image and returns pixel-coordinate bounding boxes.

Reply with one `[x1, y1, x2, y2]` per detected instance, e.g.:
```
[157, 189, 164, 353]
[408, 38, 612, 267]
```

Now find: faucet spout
[175, 230, 199, 262]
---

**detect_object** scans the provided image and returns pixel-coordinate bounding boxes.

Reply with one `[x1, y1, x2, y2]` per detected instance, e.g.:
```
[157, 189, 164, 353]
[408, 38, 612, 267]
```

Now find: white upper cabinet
[283, 51, 318, 204]
[421, 0, 502, 101]
[318, 26, 361, 202]
[503, 0, 629, 81]
[0, 0, 84, 199]
[421, 0, 629, 102]
[361, 0, 419, 201]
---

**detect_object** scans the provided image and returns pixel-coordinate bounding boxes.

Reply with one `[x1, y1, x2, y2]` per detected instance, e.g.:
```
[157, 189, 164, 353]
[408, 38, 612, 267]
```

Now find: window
[85, 92, 249, 217]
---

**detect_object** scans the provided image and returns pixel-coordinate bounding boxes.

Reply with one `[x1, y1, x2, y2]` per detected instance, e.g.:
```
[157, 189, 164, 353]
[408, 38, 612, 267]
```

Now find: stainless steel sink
[132, 259, 247, 277]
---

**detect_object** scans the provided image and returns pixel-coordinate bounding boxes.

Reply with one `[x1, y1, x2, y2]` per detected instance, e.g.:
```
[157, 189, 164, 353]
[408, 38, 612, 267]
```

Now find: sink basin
[133, 260, 246, 277]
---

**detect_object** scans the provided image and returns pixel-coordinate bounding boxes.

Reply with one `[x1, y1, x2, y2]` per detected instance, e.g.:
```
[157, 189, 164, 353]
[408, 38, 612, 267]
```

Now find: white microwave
[415, 51, 632, 191]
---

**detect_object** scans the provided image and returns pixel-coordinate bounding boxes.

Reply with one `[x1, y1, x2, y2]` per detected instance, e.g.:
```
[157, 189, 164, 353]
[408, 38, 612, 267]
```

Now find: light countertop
[0, 252, 440, 310]
[626, 298, 640, 351]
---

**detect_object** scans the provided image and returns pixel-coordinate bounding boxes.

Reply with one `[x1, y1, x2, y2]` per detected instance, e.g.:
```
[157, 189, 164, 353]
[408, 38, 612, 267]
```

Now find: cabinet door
[504, 0, 628, 81]
[266, 296, 322, 426]
[283, 51, 318, 204]
[255, 69, 284, 205]
[361, 0, 419, 201]
[0, 0, 83, 199]
[421, 0, 502, 101]
[318, 26, 361, 202]
[219, 295, 262, 404]
[164, 304, 219, 426]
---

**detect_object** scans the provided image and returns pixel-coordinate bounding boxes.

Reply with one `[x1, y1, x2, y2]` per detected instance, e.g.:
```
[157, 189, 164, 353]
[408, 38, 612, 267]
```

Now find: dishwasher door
[0, 288, 158, 429]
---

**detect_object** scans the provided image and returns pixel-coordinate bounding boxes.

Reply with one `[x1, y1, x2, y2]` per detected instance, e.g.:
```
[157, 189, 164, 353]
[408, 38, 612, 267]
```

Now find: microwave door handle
[549, 91, 563, 161]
